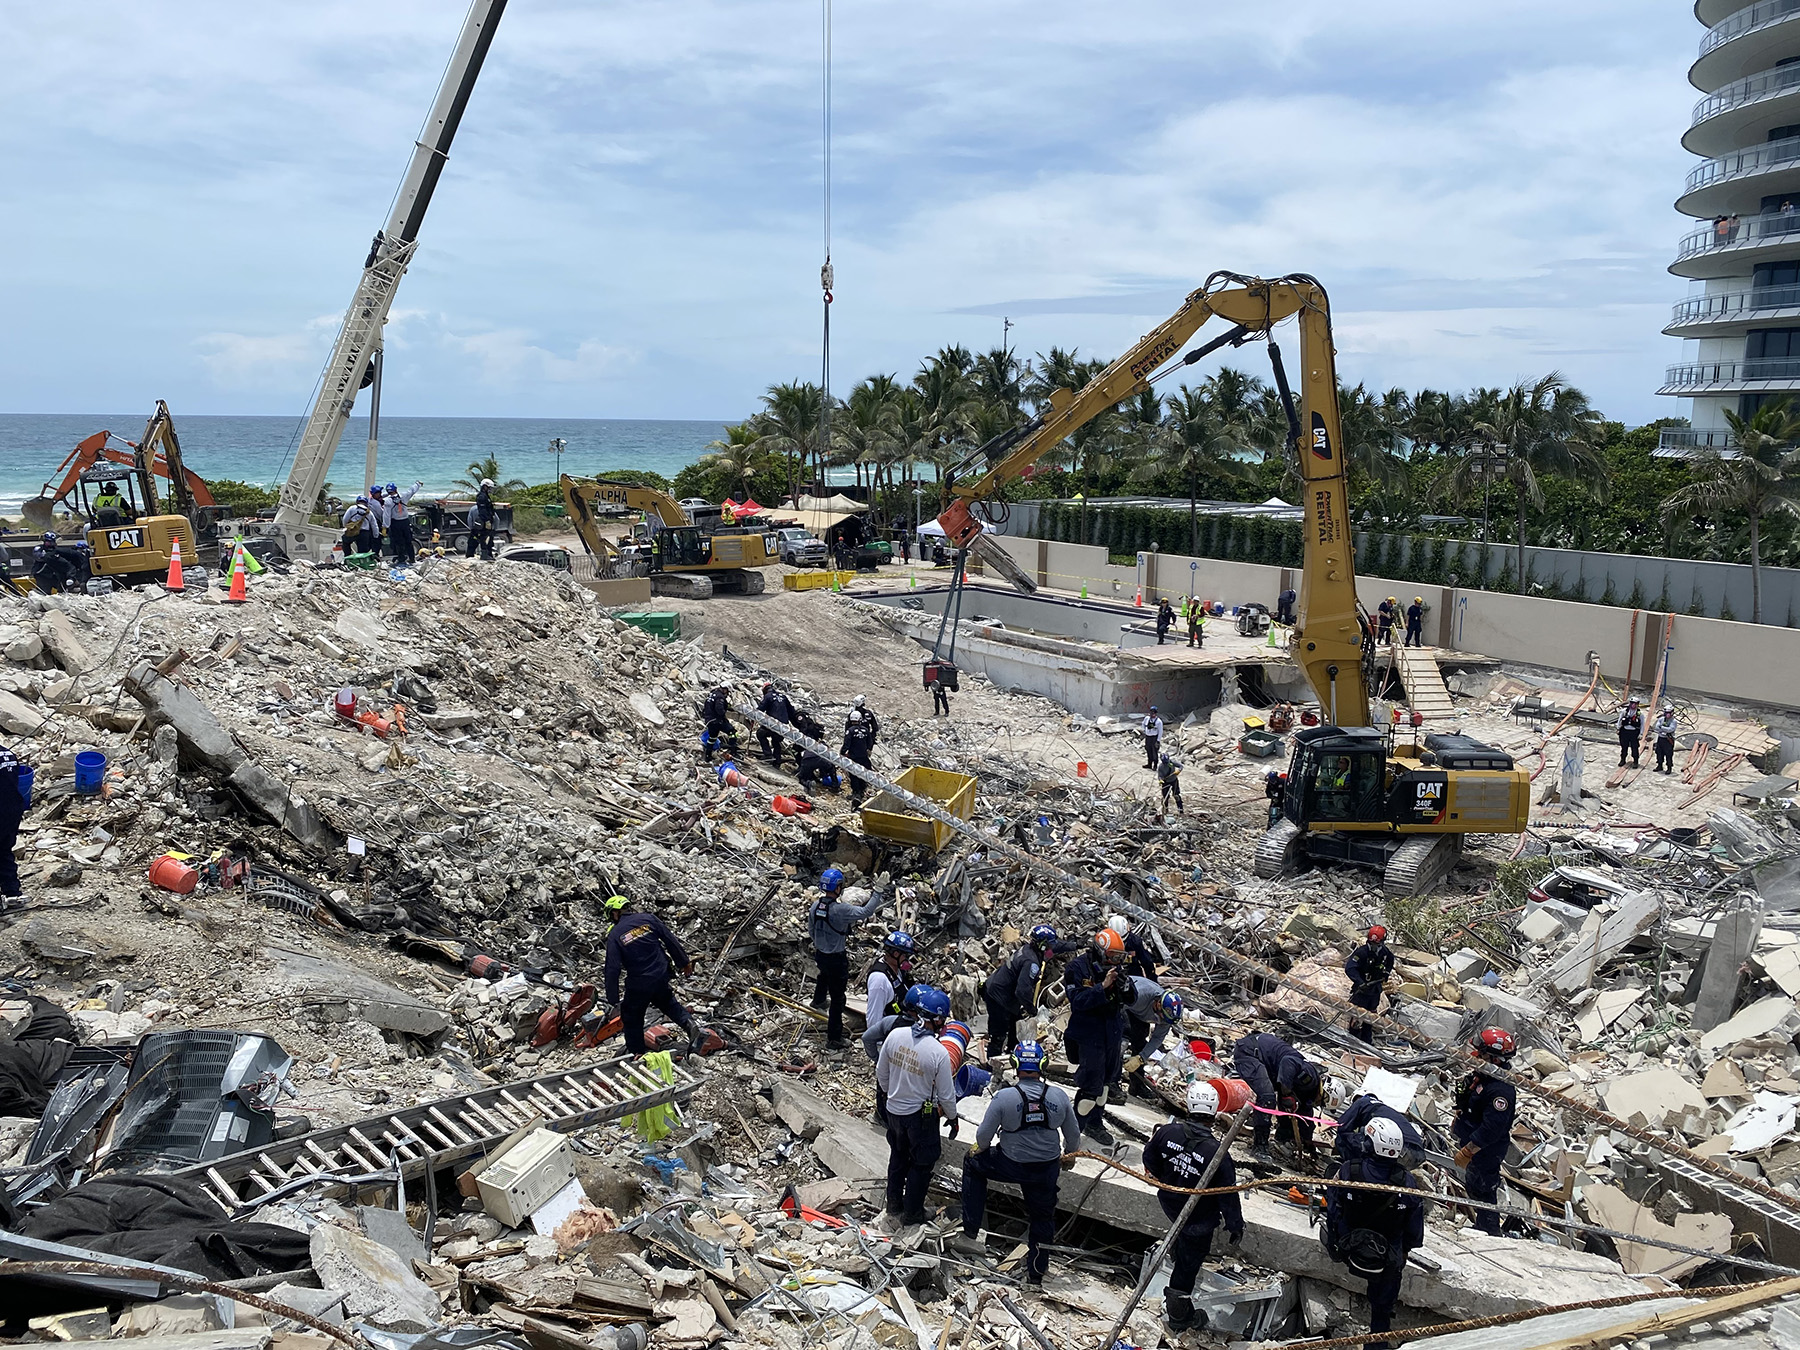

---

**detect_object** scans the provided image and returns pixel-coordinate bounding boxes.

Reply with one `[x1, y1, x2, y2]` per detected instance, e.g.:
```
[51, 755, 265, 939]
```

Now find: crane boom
[271, 0, 508, 561]
[931, 271, 1369, 725]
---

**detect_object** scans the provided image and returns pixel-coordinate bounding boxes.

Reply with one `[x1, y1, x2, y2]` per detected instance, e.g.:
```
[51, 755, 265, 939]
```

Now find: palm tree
[972, 347, 1029, 424]
[1157, 385, 1246, 553]
[1663, 399, 1800, 622]
[454, 455, 527, 495]
[912, 357, 977, 486]
[749, 381, 822, 502]
[1438, 373, 1606, 586]
[832, 377, 902, 491]
[698, 423, 762, 502]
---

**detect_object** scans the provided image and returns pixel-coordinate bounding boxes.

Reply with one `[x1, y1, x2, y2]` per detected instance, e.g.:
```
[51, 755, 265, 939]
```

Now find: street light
[547, 437, 567, 480]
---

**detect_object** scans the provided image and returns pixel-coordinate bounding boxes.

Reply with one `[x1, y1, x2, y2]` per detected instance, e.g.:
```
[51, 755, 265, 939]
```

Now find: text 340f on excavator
[559, 475, 775, 599]
[928, 272, 1527, 895]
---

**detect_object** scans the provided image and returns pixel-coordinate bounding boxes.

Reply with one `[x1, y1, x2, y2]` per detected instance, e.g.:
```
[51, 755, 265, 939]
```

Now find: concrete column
[1437, 587, 1454, 648]
[1036, 539, 1049, 590]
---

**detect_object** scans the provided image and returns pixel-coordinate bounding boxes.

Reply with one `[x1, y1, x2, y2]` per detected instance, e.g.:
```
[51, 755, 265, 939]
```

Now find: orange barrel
[1209, 1077, 1256, 1113]
[149, 854, 199, 894]
[334, 687, 358, 719]
[771, 795, 799, 816]
[939, 1020, 971, 1074]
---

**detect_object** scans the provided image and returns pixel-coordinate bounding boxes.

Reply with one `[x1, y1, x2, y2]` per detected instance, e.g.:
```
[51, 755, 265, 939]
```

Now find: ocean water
[0, 413, 730, 514]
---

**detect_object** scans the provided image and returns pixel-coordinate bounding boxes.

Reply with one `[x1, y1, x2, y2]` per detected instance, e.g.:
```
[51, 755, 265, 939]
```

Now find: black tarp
[0, 997, 77, 1117]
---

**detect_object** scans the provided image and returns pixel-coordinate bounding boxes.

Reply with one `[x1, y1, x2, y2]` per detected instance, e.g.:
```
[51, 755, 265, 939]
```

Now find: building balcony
[1686, 62, 1800, 156]
[1655, 427, 1741, 456]
[1672, 209, 1800, 276]
[1658, 357, 1800, 394]
[1665, 281, 1800, 333]
[1692, 0, 1800, 91]
[1679, 131, 1800, 216]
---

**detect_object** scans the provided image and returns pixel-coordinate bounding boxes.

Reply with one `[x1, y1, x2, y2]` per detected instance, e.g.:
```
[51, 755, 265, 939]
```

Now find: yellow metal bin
[860, 765, 977, 852]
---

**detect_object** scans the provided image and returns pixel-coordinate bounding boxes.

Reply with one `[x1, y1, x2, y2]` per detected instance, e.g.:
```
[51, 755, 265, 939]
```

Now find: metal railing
[1693, 60, 1800, 126]
[1699, 0, 1800, 57]
[1685, 131, 1800, 194]
[1676, 209, 1800, 259]
[1670, 282, 1800, 325]
[1657, 429, 1742, 453]
[1661, 358, 1800, 387]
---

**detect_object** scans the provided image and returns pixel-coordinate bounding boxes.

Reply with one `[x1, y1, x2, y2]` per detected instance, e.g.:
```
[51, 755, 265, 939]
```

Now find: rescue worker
[852, 694, 881, 742]
[951, 1041, 1079, 1286]
[1276, 586, 1297, 625]
[1377, 597, 1396, 644]
[808, 866, 885, 1051]
[1404, 596, 1425, 648]
[470, 478, 498, 560]
[795, 748, 842, 793]
[1616, 696, 1644, 769]
[756, 681, 795, 763]
[1324, 1116, 1426, 1350]
[362, 486, 386, 557]
[0, 743, 27, 910]
[983, 924, 1058, 1060]
[1157, 751, 1183, 814]
[1107, 914, 1158, 981]
[1066, 927, 1133, 1145]
[1265, 770, 1287, 827]
[1144, 1082, 1244, 1333]
[863, 985, 926, 1122]
[341, 496, 376, 555]
[700, 683, 740, 762]
[1335, 1092, 1424, 1169]
[927, 668, 951, 716]
[1142, 705, 1163, 770]
[1452, 1027, 1517, 1236]
[865, 931, 915, 1021]
[842, 708, 877, 806]
[1344, 925, 1395, 1044]
[1186, 599, 1204, 648]
[602, 900, 704, 1054]
[874, 986, 958, 1228]
[1156, 597, 1175, 644]
[1232, 1030, 1323, 1155]
[1652, 702, 1680, 773]
[92, 481, 131, 525]
[386, 481, 424, 565]
[31, 533, 73, 594]
[1121, 980, 1183, 1099]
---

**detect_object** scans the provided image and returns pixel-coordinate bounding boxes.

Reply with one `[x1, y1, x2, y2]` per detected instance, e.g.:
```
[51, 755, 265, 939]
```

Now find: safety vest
[1006, 1083, 1053, 1135]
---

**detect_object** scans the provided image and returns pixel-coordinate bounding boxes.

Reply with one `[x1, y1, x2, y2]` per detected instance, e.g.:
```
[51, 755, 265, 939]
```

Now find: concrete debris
[4, 564, 1800, 1350]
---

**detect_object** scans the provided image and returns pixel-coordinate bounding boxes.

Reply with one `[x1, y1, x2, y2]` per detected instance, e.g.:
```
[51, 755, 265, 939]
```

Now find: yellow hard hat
[1413, 596, 1423, 603]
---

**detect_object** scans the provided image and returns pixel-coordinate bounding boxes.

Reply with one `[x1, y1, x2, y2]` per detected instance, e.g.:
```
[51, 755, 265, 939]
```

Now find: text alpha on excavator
[928, 272, 1527, 895]
[559, 475, 775, 599]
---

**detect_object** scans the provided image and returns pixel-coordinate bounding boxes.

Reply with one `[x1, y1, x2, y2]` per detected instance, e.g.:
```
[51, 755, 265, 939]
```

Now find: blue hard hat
[41, 531, 57, 544]
[820, 867, 844, 892]
[385, 482, 398, 493]
[1029, 924, 1057, 949]
[914, 987, 951, 1019]
[885, 931, 915, 954]
[901, 984, 925, 1011]
[1014, 1041, 1047, 1074]
[1158, 991, 1184, 1025]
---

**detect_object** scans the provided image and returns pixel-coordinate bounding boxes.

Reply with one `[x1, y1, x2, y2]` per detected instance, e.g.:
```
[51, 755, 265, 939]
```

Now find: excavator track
[1254, 819, 1301, 879]
[1382, 833, 1462, 897]
[652, 573, 714, 600]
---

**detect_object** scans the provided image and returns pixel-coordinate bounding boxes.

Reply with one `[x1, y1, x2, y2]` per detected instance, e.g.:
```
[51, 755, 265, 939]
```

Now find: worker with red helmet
[1064, 927, 1133, 1146]
[1453, 1028, 1518, 1236]
[1344, 926, 1395, 1044]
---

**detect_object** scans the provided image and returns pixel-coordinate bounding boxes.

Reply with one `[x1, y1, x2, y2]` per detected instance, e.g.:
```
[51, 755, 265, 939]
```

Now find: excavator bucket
[21, 497, 55, 530]
[969, 529, 1038, 595]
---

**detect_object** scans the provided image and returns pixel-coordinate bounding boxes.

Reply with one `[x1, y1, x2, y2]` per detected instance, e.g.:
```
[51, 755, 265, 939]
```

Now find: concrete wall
[987, 536, 1800, 714]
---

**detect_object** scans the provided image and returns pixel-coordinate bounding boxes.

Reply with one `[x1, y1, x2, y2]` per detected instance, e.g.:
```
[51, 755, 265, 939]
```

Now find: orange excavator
[18, 401, 230, 583]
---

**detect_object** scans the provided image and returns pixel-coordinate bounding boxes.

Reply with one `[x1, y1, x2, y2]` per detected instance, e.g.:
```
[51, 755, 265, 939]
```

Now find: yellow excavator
[560, 475, 775, 599]
[931, 271, 1528, 895]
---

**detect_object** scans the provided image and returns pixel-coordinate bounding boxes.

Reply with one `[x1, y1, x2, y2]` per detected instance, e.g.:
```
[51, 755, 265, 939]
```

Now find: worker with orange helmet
[1452, 1028, 1518, 1236]
[1063, 927, 1133, 1146]
[1343, 925, 1395, 1045]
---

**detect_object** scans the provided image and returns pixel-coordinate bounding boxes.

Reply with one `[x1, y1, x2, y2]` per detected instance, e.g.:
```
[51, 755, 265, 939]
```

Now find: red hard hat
[1476, 1027, 1516, 1055]
[1368, 925, 1387, 941]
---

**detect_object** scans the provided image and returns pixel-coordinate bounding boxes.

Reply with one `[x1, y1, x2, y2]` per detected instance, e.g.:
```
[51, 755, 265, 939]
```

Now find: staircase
[1394, 645, 1455, 721]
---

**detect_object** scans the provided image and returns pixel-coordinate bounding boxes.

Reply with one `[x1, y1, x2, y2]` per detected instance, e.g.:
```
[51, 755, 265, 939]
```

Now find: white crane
[271, 0, 509, 561]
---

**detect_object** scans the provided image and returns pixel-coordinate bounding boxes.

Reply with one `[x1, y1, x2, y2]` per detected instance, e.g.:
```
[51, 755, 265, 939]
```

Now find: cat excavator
[559, 475, 775, 598]
[930, 271, 1527, 895]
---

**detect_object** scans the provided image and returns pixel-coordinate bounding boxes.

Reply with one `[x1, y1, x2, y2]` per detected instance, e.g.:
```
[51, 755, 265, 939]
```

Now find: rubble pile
[4, 565, 1800, 1350]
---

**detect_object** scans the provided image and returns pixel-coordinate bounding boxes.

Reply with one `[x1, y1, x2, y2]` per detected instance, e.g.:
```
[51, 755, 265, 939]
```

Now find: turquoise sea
[0, 414, 730, 514]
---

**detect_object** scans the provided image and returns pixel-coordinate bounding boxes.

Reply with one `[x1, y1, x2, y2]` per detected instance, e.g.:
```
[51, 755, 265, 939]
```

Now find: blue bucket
[73, 750, 106, 796]
[16, 766, 33, 808]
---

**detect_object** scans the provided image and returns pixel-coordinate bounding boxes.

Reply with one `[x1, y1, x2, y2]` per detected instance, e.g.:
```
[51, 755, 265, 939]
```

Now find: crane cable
[818, 0, 834, 485]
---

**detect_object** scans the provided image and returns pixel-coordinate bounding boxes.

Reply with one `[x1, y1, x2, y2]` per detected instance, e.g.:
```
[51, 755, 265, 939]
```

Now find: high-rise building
[1661, 2, 1800, 452]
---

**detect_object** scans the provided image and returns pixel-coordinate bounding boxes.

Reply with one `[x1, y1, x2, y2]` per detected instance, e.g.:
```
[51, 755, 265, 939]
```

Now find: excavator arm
[933, 271, 1368, 726]
[27, 410, 218, 529]
[560, 475, 690, 558]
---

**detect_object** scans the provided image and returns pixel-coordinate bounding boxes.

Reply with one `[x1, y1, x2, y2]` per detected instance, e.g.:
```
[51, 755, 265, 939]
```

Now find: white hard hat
[1107, 915, 1130, 937]
[1364, 1117, 1405, 1160]
[853, 695, 866, 708]
[1187, 1081, 1220, 1118]
[847, 710, 862, 724]
[481, 478, 495, 488]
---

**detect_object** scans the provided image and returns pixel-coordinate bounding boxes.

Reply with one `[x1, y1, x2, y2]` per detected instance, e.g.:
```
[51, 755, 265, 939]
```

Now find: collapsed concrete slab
[123, 659, 335, 851]
[267, 944, 452, 1041]
[36, 610, 92, 675]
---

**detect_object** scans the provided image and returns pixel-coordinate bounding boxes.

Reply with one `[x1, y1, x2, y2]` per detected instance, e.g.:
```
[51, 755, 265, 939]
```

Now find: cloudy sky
[2, 1, 1701, 424]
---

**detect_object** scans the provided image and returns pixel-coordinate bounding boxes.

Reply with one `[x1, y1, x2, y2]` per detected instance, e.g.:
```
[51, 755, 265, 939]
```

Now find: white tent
[915, 519, 948, 538]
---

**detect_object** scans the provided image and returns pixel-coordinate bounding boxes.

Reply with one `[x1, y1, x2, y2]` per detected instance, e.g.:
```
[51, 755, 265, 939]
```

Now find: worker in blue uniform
[603, 902, 704, 1054]
[1453, 1027, 1518, 1236]
[1065, 927, 1132, 1145]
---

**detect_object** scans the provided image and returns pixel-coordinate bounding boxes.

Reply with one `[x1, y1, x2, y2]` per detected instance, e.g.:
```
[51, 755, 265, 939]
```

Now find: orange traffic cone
[225, 546, 248, 604]
[165, 535, 185, 592]
[1134, 588, 1142, 607]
